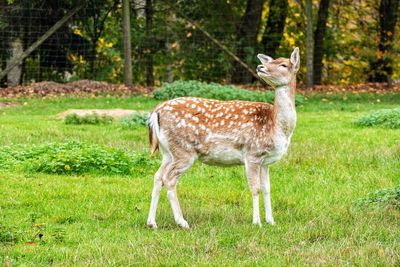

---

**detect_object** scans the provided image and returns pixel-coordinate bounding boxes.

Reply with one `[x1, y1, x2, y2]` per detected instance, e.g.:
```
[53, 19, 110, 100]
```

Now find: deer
[146, 47, 300, 229]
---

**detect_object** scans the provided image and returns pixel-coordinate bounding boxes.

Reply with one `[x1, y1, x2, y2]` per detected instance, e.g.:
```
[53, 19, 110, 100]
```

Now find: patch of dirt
[1, 80, 399, 99]
[241, 83, 400, 94]
[0, 80, 156, 98]
[57, 109, 147, 120]
[0, 102, 17, 108]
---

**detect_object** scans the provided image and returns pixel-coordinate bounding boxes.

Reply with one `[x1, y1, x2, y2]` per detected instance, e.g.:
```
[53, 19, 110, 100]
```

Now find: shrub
[353, 108, 400, 129]
[0, 141, 155, 175]
[356, 184, 400, 209]
[65, 113, 114, 125]
[120, 113, 148, 129]
[153, 80, 304, 105]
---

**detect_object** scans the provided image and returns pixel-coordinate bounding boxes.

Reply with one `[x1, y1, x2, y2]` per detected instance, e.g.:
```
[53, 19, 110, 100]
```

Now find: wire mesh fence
[0, 0, 399, 88]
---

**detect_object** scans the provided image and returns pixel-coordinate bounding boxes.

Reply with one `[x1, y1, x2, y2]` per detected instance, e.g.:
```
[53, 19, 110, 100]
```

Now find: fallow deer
[147, 47, 300, 229]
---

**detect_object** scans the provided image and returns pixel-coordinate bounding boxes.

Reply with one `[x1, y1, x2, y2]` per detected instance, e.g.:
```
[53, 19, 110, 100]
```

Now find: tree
[305, 0, 314, 87]
[145, 0, 154, 86]
[313, 0, 330, 85]
[368, 0, 399, 84]
[232, 0, 265, 84]
[262, 0, 288, 58]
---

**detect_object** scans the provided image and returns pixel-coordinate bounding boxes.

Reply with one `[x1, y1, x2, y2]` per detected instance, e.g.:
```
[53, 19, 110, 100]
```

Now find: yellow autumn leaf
[73, 28, 82, 36]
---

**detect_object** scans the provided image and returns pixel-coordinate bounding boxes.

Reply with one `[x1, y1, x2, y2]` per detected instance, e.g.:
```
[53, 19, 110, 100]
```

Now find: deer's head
[256, 47, 300, 88]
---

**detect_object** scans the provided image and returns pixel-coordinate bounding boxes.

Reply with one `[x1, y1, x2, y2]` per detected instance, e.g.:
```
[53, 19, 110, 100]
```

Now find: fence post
[122, 0, 133, 87]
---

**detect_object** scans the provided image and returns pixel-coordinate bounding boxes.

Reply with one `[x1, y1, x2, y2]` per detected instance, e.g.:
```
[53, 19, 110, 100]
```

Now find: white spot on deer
[192, 116, 199, 122]
[191, 104, 196, 109]
[243, 109, 249, 115]
[185, 113, 192, 119]
[225, 114, 231, 119]
[220, 120, 225, 126]
[163, 106, 173, 111]
[234, 114, 239, 119]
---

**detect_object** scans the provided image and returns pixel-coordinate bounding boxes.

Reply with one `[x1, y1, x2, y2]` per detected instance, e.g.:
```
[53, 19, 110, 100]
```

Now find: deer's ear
[257, 54, 273, 65]
[290, 47, 300, 72]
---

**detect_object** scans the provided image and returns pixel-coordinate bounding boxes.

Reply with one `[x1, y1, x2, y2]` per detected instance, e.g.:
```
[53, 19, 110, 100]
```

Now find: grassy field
[0, 93, 399, 265]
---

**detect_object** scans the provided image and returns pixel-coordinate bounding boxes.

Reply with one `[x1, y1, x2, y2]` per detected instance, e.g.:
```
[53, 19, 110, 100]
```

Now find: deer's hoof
[253, 221, 262, 227]
[147, 221, 158, 229]
[266, 218, 275, 225]
[177, 218, 190, 229]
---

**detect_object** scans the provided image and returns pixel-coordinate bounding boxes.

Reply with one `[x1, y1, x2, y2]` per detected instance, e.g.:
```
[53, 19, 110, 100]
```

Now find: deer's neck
[273, 80, 296, 137]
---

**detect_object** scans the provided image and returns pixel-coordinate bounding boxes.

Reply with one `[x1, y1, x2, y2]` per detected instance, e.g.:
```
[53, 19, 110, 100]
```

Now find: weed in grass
[353, 108, 400, 128]
[356, 184, 400, 209]
[64, 113, 114, 125]
[0, 226, 19, 244]
[153, 80, 305, 104]
[120, 113, 148, 129]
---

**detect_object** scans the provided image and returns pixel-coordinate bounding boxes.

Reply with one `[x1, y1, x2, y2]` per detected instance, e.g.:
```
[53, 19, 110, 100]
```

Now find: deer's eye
[280, 64, 288, 68]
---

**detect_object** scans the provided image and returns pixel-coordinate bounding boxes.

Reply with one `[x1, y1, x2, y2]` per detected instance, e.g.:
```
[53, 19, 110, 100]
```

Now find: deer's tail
[148, 112, 159, 155]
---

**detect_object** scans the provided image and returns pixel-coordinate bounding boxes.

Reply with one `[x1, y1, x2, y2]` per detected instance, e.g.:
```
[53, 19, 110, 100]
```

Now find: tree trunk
[368, 0, 399, 84]
[313, 0, 330, 85]
[145, 0, 154, 86]
[232, 0, 265, 84]
[262, 0, 288, 58]
[122, 0, 133, 87]
[6, 37, 23, 86]
[306, 0, 314, 88]
[166, 8, 175, 83]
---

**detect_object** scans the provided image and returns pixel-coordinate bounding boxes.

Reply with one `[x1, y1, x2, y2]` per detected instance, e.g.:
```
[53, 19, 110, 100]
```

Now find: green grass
[0, 93, 399, 265]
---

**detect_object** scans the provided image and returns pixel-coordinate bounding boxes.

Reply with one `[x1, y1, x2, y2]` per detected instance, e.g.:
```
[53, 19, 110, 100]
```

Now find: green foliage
[356, 184, 400, 209]
[153, 80, 304, 104]
[120, 113, 148, 129]
[353, 108, 400, 128]
[64, 113, 114, 125]
[0, 141, 155, 175]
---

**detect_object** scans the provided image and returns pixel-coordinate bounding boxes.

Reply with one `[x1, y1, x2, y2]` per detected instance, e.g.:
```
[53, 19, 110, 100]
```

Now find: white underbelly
[199, 146, 244, 166]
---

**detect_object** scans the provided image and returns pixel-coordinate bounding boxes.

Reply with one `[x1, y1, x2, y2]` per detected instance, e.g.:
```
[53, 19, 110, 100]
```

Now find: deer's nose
[257, 65, 265, 72]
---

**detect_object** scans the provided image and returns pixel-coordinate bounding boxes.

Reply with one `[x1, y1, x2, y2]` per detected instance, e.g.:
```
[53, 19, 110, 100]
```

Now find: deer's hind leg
[163, 153, 196, 229]
[147, 157, 170, 229]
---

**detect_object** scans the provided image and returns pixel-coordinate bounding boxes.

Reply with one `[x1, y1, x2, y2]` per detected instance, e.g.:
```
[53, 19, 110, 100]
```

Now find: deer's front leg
[245, 159, 262, 226]
[261, 165, 275, 225]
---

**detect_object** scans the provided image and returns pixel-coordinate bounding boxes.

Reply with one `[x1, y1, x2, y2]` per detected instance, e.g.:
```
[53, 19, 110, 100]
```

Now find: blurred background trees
[0, 0, 399, 87]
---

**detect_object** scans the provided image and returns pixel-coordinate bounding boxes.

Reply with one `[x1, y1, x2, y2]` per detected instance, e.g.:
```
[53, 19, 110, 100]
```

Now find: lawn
[0, 93, 399, 265]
